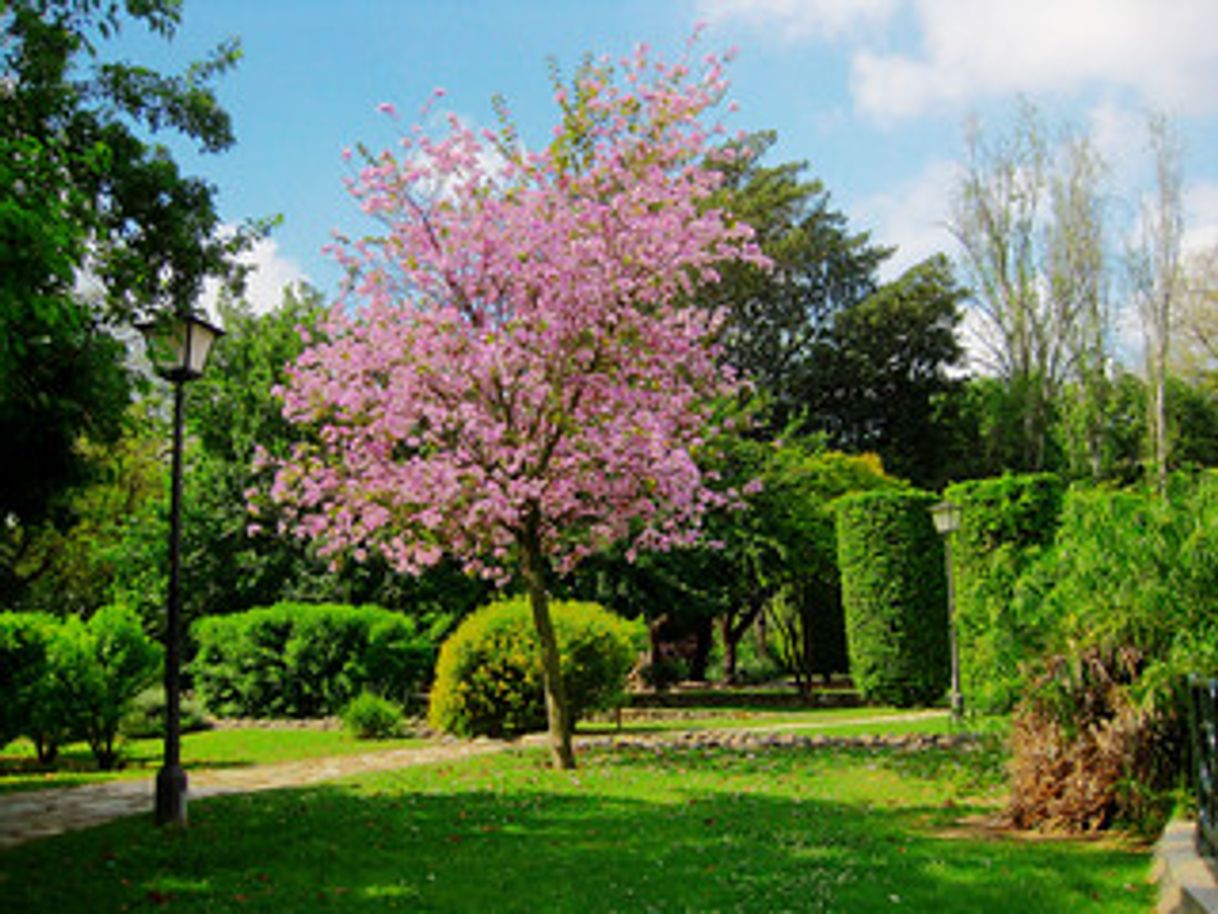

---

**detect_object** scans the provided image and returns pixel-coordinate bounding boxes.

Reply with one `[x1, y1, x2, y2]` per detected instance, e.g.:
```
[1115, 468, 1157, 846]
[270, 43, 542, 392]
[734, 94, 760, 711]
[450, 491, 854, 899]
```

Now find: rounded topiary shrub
[836, 489, 949, 707]
[428, 597, 641, 738]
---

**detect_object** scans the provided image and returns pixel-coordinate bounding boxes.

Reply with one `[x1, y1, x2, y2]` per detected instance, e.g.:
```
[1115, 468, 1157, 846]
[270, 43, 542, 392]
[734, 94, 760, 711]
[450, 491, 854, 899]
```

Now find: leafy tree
[949, 103, 1112, 473]
[705, 132, 889, 436]
[1, 0, 255, 597]
[805, 255, 965, 487]
[268, 45, 763, 768]
[705, 134, 963, 485]
[8, 403, 164, 617]
[1127, 114, 1185, 493]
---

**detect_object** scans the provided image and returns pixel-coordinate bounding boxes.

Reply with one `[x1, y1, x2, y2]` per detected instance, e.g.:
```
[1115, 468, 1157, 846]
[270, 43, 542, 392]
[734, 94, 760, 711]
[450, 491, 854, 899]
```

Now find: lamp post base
[155, 765, 189, 827]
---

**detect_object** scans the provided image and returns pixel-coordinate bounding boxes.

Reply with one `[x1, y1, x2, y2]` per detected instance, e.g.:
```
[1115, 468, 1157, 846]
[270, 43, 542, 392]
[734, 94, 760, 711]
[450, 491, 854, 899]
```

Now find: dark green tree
[806, 255, 965, 487]
[707, 132, 889, 436]
[707, 133, 964, 486]
[1, 0, 256, 598]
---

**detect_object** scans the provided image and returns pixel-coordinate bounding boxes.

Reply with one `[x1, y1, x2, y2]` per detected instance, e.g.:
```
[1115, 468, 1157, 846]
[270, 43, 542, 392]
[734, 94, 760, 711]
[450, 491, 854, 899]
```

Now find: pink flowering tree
[263, 43, 765, 768]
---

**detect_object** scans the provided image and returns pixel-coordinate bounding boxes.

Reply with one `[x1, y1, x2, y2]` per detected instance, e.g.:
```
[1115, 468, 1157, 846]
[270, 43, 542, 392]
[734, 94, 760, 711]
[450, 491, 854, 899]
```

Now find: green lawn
[0, 741, 1151, 913]
[0, 729, 426, 794]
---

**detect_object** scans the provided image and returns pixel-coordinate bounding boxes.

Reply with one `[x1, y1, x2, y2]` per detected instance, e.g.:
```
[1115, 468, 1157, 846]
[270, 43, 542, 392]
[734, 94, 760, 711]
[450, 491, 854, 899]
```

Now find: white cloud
[696, 0, 898, 41]
[703, 0, 1218, 121]
[852, 0, 1218, 121]
[200, 234, 310, 321]
[1183, 181, 1218, 255]
[855, 158, 959, 279]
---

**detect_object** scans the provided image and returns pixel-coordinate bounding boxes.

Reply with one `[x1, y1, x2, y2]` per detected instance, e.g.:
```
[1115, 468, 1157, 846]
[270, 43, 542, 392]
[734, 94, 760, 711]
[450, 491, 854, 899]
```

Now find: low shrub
[0, 607, 161, 767]
[428, 597, 642, 738]
[1007, 647, 1179, 834]
[340, 691, 404, 740]
[0, 612, 52, 749]
[73, 606, 162, 769]
[120, 687, 212, 739]
[191, 603, 433, 719]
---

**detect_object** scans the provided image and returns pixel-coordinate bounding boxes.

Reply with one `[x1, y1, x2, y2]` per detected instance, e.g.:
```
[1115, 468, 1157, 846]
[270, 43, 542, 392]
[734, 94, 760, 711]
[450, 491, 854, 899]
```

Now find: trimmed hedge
[835, 490, 948, 707]
[428, 597, 643, 738]
[191, 602, 433, 718]
[944, 473, 1064, 713]
[0, 606, 162, 768]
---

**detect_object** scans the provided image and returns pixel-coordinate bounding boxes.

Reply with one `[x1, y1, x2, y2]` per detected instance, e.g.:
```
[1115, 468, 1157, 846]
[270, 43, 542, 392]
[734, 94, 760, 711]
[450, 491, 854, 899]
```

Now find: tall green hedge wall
[836, 489, 948, 707]
[943, 473, 1064, 713]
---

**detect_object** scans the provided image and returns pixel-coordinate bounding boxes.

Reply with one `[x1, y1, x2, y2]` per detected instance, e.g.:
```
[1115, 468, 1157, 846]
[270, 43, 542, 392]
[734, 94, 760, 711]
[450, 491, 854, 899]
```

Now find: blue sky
[108, 0, 1218, 317]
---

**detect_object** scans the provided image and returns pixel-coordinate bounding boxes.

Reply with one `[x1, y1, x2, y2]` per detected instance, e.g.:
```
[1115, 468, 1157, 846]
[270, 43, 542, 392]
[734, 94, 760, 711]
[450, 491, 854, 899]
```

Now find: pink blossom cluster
[266, 42, 766, 582]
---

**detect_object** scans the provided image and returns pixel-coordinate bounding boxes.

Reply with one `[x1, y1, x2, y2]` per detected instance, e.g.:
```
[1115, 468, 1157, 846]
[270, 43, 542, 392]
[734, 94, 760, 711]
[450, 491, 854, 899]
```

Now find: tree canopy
[1, 0, 255, 596]
[267, 43, 764, 767]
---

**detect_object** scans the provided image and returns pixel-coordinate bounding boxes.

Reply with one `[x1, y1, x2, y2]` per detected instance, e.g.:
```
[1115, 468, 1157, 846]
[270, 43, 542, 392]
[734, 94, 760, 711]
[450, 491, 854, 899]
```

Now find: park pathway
[0, 710, 947, 849]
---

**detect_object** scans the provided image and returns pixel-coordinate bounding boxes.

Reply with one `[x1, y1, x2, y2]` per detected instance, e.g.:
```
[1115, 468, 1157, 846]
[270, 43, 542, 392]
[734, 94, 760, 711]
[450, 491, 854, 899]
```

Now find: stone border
[1155, 820, 1218, 914]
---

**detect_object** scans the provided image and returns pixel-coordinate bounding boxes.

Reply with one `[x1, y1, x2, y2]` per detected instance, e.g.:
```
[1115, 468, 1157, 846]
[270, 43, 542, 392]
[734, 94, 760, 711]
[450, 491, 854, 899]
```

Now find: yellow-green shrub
[428, 597, 642, 737]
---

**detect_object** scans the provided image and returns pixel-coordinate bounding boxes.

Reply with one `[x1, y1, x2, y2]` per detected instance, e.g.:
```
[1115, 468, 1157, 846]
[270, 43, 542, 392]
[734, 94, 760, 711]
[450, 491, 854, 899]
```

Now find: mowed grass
[0, 741, 1152, 913]
[0, 705, 950, 794]
[0, 728, 426, 794]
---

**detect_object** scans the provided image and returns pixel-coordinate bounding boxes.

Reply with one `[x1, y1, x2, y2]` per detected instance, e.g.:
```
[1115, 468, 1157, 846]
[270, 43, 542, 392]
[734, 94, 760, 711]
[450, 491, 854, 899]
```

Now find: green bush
[0, 607, 161, 767]
[75, 605, 162, 769]
[340, 691, 404, 740]
[428, 597, 642, 738]
[836, 490, 948, 707]
[0, 612, 52, 749]
[120, 687, 211, 739]
[191, 603, 433, 719]
[944, 473, 1064, 713]
[1002, 473, 1218, 832]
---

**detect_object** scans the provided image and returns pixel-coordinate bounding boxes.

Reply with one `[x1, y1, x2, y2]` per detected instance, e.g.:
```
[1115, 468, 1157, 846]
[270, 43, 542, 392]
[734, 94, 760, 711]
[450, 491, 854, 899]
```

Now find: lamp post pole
[139, 312, 222, 828]
[943, 532, 963, 720]
[931, 501, 964, 721]
[156, 373, 189, 826]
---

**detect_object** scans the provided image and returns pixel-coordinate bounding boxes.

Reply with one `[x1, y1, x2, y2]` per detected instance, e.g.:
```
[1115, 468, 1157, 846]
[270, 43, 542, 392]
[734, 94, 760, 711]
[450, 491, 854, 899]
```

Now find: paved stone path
[0, 711, 947, 849]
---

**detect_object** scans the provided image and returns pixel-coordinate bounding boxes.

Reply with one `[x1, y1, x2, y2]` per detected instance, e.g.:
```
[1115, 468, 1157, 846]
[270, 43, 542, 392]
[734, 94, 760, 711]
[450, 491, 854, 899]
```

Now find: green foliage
[0, 0, 256, 602]
[428, 597, 643, 737]
[944, 473, 1065, 713]
[704, 134, 964, 488]
[0, 607, 160, 767]
[1004, 473, 1218, 830]
[340, 692, 405, 740]
[835, 490, 949, 707]
[119, 687, 210, 740]
[0, 612, 53, 748]
[748, 446, 898, 690]
[73, 606, 163, 769]
[190, 603, 434, 719]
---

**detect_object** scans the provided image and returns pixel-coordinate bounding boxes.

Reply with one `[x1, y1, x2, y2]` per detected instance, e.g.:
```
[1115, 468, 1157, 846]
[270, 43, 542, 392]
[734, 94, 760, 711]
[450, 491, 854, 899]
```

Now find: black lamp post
[931, 500, 964, 720]
[138, 312, 223, 827]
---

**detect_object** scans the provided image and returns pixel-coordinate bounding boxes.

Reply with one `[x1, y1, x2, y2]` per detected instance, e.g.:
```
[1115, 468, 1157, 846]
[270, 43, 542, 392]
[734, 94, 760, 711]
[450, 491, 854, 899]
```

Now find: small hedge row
[835, 490, 948, 707]
[428, 597, 643, 738]
[190, 602, 432, 718]
[0, 606, 162, 768]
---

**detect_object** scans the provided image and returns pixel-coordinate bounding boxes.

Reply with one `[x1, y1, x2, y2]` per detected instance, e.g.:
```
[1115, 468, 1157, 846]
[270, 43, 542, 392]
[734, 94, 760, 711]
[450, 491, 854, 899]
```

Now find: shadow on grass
[0, 747, 1152, 914]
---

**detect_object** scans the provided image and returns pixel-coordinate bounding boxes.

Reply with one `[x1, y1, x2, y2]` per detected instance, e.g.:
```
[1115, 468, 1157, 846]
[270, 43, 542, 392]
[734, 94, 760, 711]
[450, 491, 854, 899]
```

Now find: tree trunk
[520, 524, 576, 770]
[689, 615, 713, 682]
[719, 614, 738, 685]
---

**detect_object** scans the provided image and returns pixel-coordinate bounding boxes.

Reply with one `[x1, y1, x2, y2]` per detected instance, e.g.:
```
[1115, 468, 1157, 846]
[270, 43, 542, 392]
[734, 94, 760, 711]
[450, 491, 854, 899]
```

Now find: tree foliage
[0, 0, 255, 597]
[835, 489, 948, 707]
[267, 43, 763, 767]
